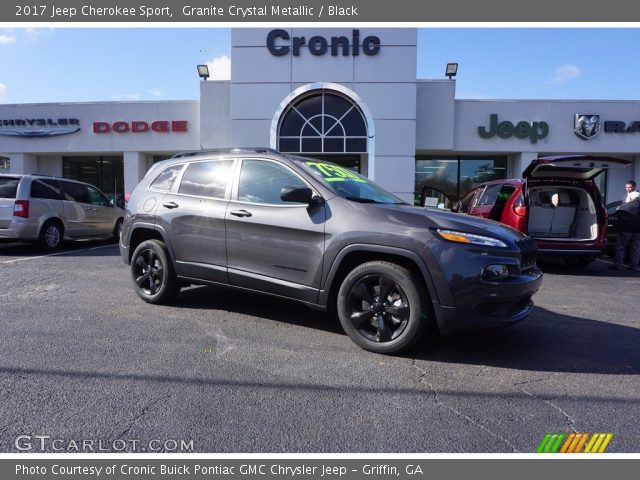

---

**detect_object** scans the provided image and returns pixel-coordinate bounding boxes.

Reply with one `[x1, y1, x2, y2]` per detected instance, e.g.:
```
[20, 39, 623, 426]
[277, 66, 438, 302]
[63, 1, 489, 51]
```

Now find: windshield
[299, 159, 406, 204]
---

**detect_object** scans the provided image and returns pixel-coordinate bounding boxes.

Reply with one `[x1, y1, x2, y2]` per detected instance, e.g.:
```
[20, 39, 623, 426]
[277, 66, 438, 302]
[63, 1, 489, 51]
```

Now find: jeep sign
[478, 114, 549, 144]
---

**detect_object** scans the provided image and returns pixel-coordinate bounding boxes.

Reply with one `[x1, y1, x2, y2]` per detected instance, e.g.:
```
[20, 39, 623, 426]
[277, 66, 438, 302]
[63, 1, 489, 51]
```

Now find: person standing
[612, 191, 640, 271]
[624, 180, 639, 203]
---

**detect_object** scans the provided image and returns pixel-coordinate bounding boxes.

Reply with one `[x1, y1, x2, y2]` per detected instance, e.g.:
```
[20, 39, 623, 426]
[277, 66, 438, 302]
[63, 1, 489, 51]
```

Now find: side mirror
[280, 186, 323, 206]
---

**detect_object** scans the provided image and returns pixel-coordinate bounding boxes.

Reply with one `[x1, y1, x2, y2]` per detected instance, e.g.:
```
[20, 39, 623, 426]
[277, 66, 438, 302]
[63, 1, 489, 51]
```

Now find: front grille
[516, 238, 537, 271]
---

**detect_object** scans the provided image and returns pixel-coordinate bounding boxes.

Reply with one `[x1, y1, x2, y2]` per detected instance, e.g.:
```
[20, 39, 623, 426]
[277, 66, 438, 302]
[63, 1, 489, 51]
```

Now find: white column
[123, 152, 148, 194]
[510, 152, 538, 179]
[9, 153, 37, 174]
[37, 156, 63, 176]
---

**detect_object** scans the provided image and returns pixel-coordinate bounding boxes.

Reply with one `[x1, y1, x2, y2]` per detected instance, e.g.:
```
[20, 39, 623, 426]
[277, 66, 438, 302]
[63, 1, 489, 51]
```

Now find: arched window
[278, 90, 368, 154]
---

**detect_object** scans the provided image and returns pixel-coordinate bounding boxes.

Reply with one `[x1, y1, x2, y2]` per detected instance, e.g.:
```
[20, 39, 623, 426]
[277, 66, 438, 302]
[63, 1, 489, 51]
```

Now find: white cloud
[551, 64, 581, 83]
[146, 89, 163, 97]
[0, 83, 6, 97]
[206, 55, 231, 80]
[0, 34, 16, 45]
[24, 28, 54, 41]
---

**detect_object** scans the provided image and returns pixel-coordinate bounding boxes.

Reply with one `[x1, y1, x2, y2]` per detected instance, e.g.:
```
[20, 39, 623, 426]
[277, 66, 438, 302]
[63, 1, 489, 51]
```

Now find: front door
[225, 158, 326, 303]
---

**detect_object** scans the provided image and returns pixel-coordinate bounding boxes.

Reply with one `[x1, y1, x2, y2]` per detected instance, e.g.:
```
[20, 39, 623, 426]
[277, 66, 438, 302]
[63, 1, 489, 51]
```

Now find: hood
[523, 155, 631, 181]
[378, 204, 528, 244]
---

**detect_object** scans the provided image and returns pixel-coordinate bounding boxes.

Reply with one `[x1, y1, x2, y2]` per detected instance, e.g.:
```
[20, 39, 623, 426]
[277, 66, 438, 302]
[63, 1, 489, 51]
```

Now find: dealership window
[63, 156, 124, 208]
[278, 91, 367, 155]
[0, 156, 9, 171]
[414, 156, 508, 205]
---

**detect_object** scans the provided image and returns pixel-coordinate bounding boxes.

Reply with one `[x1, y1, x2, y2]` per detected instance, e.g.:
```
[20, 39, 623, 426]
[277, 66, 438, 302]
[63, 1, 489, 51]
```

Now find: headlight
[435, 229, 508, 248]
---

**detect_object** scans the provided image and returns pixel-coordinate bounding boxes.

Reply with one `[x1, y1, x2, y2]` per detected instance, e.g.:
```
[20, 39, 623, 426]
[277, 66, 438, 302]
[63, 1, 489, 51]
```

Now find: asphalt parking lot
[0, 241, 638, 453]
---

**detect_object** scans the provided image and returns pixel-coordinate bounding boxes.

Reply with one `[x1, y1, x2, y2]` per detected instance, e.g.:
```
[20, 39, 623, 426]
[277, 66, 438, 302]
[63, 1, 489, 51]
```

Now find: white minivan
[0, 174, 124, 250]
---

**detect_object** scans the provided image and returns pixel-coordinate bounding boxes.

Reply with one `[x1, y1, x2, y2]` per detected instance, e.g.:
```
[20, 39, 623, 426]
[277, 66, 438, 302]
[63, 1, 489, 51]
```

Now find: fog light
[481, 264, 510, 280]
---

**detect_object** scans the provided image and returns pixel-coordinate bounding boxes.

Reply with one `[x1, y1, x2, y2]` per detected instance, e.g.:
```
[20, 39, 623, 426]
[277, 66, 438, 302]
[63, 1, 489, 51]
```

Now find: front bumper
[421, 239, 543, 335]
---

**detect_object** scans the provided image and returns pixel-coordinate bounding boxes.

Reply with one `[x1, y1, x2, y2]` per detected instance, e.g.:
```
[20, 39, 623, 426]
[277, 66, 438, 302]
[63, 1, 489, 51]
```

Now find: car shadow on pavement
[173, 286, 639, 375]
[173, 285, 344, 335]
[413, 307, 640, 375]
[538, 257, 640, 277]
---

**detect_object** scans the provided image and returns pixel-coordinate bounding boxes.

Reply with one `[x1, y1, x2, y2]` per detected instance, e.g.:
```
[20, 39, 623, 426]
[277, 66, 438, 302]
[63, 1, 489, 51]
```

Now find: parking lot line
[0, 243, 117, 265]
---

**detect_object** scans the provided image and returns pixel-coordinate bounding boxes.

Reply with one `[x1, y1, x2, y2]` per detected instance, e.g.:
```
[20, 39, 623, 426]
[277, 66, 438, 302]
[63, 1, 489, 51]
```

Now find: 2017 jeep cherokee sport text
[120, 149, 542, 354]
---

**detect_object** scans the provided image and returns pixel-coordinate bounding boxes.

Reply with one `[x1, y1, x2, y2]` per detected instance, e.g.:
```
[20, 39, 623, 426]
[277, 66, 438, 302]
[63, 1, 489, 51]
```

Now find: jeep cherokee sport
[120, 149, 542, 354]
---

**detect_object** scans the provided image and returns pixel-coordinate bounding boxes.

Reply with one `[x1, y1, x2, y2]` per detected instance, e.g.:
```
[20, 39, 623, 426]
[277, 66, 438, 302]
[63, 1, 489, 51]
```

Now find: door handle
[230, 209, 252, 218]
[84, 207, 92, 211]
[162, 202, 179, 209]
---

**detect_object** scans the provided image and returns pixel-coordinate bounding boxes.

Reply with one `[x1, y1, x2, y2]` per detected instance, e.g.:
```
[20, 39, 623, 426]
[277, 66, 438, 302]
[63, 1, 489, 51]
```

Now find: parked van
[0, 174, 124, 250]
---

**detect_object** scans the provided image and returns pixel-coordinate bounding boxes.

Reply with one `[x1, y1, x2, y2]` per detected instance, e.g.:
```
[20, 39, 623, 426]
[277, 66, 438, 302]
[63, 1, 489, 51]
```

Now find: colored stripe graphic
[585, 433, 614, 453]
[537, 433, 565, 453]
[539, 433, 613, 453]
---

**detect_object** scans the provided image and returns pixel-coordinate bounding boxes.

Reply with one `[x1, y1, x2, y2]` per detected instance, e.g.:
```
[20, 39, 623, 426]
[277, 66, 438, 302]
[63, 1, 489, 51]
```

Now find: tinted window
[61, 181, 90, 204]
[87, 186, 110, 206]
[0, 177, 20, 199]
[179, 160, 233, 198]
[476, 184, 504, 207]
[239, 160, 307, 205]
[31, 179, 62, 200]
[149, 164, 183, 192]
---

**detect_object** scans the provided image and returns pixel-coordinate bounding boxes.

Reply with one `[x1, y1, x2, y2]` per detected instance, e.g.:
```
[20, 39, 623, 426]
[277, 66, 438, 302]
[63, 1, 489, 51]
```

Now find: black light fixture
[446, 63, 458, 80]
[197, 64, 210, 81]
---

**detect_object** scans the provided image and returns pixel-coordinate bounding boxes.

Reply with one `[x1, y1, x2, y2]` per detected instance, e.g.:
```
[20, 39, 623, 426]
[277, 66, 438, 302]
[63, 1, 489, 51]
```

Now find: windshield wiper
[344, 196, 380, 203]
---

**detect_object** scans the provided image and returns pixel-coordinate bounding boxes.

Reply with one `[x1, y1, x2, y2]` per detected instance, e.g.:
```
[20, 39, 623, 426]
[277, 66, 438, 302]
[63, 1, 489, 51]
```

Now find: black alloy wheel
[130, 240, 179, 304]
[337, 261, 428, 354]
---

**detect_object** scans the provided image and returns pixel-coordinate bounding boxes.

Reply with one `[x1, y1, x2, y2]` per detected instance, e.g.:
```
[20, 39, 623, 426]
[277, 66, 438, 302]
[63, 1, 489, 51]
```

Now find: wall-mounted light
[197, 64, 210, 81]
[446, 63, 458, 80]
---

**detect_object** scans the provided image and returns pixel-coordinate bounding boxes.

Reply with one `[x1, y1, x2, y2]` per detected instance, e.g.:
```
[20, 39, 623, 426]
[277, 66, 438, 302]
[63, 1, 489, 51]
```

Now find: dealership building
[1, 28, 639, 205]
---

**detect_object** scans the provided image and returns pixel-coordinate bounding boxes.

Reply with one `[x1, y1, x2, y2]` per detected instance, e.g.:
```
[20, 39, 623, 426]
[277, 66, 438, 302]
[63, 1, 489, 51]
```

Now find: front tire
[130, 240, 180, 304]
[336, 261, 429, 354]
[37, 220, 63, 251]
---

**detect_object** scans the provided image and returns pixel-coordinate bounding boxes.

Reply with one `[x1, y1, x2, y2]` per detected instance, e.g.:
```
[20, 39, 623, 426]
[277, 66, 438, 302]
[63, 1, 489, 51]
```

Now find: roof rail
[171, 148, 281, 159]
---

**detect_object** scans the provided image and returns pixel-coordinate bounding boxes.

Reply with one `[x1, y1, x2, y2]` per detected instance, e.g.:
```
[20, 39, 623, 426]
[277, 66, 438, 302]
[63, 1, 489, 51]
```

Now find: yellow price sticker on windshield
[305, 162, 365, 183]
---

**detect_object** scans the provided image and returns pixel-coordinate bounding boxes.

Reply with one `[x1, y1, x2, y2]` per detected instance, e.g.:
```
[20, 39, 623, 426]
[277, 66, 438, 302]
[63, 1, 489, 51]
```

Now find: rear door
[29, 179, 65, 222]
[523, 156, 632, 181]
[158, 159, 234, 283]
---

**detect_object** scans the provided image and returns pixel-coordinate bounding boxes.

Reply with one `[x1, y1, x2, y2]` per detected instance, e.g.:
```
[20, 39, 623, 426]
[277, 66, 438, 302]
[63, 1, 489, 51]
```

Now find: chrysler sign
[0, 118, 80, 137]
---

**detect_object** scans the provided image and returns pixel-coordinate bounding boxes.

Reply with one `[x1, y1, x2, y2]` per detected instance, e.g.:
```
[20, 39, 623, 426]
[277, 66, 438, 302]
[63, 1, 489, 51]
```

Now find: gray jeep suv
[120, 149, 542, 353]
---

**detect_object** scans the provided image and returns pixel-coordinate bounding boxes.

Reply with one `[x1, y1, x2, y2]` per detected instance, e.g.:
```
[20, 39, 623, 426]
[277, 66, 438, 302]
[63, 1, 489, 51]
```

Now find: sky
[1, 28, 640, 104]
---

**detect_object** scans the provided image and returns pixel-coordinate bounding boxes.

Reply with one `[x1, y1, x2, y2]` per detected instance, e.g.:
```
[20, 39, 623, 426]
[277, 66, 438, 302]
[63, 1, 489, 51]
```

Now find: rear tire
[336, 261, 429, 354]
[130, 239, 180, 304]
[37, 220, 63, 251]
[113, 218, 123, 242]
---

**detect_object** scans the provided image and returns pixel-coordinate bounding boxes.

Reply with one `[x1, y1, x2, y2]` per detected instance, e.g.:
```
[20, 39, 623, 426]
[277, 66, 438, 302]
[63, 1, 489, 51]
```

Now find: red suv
[445, 156, 631, 268]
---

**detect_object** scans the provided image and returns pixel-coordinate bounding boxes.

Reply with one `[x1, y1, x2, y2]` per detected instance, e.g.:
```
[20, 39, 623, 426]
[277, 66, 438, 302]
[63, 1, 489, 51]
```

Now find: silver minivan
[0, 174, 124, 250]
